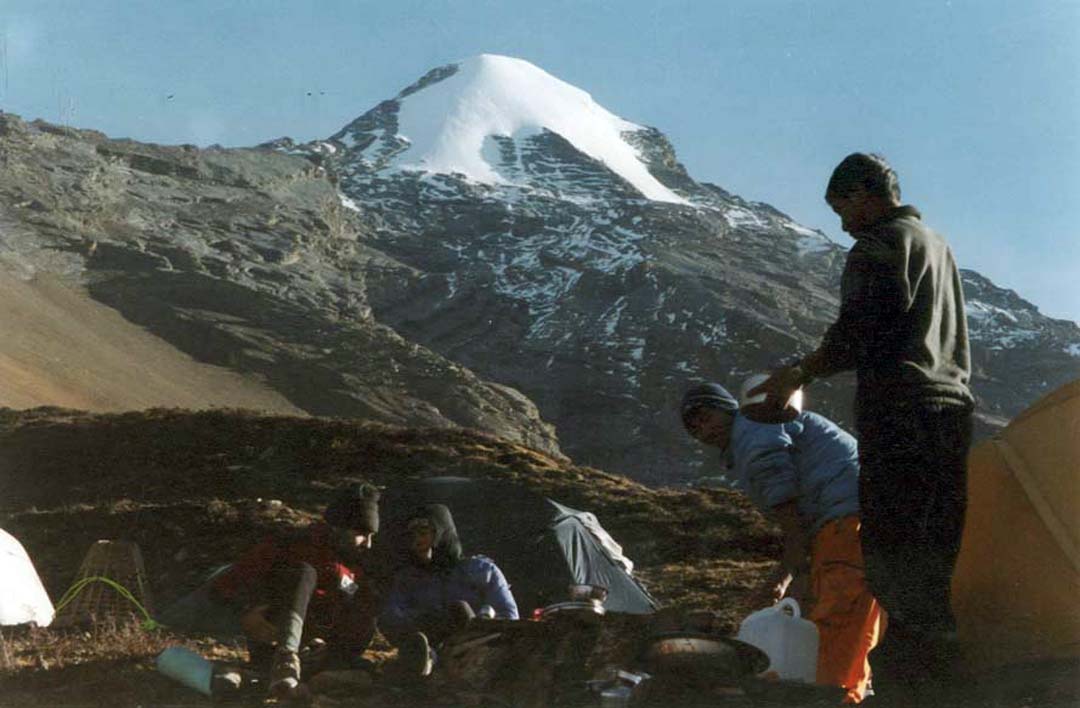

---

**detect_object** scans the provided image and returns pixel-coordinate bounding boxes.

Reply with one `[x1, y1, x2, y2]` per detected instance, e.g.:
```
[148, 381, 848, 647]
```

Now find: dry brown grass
[318, 195, 353, 242]
[0, 621, 248, 707]
[0, 618, 249, 684]
[0, 409, 1075, 707]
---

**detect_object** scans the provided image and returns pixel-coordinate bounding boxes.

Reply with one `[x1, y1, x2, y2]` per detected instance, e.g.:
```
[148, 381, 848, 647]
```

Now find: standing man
[751, 153, 974, 692]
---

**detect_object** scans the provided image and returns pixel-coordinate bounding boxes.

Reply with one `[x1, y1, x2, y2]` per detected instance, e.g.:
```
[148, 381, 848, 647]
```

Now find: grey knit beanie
[681, 383, 739, 420]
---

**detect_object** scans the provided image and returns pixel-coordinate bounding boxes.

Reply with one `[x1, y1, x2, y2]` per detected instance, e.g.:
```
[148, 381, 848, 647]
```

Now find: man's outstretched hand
[748, 365, 805, 409]
[751, 567, 793, 609]
[749, 567, 811, 610]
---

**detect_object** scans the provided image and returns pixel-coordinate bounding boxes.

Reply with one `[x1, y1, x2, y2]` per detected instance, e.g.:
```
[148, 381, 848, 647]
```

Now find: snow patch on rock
[795, 231, 834, 257]
[967, 299, 1020, 324]
[722, 206, 766, 229]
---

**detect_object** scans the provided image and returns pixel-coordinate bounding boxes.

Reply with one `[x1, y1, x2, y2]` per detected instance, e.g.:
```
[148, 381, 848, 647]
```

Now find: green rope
[54, 575, 161, 631]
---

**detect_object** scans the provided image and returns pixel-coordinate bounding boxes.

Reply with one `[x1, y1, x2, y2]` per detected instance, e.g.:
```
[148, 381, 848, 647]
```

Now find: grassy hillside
[1, 408, 1074, 707]
[0, 407, 776, 705]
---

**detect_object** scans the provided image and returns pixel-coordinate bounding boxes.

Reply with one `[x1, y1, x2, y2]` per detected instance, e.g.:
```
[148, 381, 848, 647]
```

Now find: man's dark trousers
[856, 403, 973, 684]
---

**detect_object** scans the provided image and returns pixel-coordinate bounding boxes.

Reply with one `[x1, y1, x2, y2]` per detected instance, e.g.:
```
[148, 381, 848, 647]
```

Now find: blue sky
[3, 1, 1078, 322]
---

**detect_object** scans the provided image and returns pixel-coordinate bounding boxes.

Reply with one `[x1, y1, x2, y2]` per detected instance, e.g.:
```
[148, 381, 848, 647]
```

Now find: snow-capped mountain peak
[336, 54, 687, 204]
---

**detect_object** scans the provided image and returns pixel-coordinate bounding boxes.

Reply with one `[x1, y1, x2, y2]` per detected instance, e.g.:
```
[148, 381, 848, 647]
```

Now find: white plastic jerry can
[735, 598, 819, 683]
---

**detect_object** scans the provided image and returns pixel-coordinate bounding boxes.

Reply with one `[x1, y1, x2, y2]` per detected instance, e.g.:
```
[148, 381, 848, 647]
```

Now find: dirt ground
[0, 408, 1075, 707]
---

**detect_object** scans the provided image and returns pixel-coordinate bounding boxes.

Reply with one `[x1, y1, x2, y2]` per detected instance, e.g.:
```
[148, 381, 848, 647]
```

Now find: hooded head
[405, 503, 462, 570]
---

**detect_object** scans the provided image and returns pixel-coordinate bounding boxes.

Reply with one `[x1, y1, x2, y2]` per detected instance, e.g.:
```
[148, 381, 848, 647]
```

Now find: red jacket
[211, 523, 375, 651]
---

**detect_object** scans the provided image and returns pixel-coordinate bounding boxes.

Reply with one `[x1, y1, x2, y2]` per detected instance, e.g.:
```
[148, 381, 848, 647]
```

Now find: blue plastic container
[156, 646, 213, 696]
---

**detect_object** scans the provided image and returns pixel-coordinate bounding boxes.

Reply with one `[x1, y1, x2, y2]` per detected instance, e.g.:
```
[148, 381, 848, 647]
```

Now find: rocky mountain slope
[0, 114, 561, 457]
[301, 54, 1080, 483]
[1, 54, 1076, 484]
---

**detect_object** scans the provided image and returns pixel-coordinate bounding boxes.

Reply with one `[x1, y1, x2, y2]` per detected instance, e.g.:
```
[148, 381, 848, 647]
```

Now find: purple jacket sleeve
[480, 560, 519, 620]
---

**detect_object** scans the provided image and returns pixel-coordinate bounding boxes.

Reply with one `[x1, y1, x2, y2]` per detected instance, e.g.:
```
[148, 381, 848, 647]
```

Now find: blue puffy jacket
[728, 410, 860, 533]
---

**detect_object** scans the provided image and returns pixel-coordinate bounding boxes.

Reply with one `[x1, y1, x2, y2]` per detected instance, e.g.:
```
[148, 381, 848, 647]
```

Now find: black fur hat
[324, 484, 380, 534]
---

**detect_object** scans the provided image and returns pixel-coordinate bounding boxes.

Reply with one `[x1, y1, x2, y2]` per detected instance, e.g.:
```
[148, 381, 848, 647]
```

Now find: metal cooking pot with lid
[538, 600, 605, 622]
[540, 600, 609, 617]
[568, 583, 609, 602]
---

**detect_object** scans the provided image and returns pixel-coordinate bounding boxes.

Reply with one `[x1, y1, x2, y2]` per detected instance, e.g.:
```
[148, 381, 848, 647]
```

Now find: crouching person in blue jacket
[682, 382, 884, 703]
[379, 504, 518, 677]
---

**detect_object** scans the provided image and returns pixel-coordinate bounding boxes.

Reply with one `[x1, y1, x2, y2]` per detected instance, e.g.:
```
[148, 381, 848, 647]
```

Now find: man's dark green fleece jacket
[800, 205, 975, 418]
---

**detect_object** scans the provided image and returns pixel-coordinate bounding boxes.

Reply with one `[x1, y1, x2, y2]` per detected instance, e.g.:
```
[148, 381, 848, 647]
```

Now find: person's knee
[446, 600, 475, 632]
[296, 562, 317, 586]
[274, 562, 317, 592]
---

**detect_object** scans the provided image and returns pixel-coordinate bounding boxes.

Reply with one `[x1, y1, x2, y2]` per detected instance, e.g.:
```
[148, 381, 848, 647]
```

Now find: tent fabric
[0, 528, 55, 627]
[952, 379, 1080, 670]
[375, 477, 659, 615]
[564, 504, 634, 574]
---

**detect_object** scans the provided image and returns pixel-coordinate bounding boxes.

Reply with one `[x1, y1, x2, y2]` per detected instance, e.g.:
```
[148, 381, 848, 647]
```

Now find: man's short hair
[826, 152, 901, 202]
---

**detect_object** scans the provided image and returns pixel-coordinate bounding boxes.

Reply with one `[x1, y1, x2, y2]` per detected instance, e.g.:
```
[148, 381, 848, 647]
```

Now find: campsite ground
[0, 408, 1076, 707]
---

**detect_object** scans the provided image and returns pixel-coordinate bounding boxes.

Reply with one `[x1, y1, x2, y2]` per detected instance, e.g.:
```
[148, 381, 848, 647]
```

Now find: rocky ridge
[295, 55, 1080, 482]
[0, 114, 562, 458]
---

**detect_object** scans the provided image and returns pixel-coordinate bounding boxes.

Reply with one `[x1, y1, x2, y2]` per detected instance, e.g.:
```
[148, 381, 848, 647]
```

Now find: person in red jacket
[159, 484, 381, 698]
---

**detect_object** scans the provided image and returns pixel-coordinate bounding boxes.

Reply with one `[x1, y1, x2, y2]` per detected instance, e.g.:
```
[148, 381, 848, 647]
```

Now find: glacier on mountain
[373, 54, 688, 204]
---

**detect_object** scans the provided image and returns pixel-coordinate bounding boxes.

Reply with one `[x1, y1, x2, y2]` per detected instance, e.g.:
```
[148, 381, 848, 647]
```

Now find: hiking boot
[397, 632, 434, 678]
[268, 648, 302, 699]
[210, 667, 244, 701]
[298, 637, 330, 676]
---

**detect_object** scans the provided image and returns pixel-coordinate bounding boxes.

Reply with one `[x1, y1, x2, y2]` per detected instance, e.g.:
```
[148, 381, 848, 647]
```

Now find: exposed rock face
[0, 114, 562, 458]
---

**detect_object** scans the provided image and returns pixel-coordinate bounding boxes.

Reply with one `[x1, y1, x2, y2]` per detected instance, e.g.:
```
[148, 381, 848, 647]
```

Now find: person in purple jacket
[379, 503, 518, 677]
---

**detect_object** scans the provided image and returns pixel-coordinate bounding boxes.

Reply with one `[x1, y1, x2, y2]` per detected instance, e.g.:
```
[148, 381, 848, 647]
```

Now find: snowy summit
[370, 54, 686, 204]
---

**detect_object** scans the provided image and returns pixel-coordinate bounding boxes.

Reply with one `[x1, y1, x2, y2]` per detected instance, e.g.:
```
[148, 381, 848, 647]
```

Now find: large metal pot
[642, 632, 769, 683]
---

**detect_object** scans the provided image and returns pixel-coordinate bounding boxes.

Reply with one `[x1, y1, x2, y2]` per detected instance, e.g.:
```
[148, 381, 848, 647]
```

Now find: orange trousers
[808, 515, 885, 704]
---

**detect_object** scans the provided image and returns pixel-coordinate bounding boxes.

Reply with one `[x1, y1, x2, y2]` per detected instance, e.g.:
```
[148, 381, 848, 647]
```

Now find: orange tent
[952, 379, 1080, 670]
